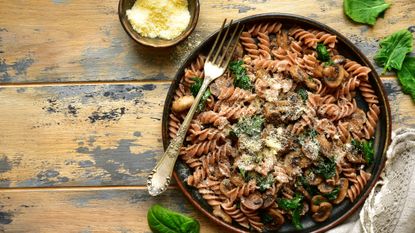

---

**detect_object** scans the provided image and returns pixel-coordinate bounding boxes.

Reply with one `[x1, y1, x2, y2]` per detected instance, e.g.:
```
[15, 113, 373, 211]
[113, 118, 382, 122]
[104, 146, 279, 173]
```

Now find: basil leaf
[344, 0, 390, 25]
[374, 29, 413, 73]
[147, 204, 200, 233]
[397, 56, 415, 101]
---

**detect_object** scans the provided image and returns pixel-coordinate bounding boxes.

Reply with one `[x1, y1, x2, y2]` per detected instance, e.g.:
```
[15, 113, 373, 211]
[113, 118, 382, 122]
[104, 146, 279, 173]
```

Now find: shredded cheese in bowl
[126, 0, 191, 40]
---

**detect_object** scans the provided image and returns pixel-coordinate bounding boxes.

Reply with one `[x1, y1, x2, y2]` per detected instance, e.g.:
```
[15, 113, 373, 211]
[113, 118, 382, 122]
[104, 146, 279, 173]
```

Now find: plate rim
[162, 13, 392, 233]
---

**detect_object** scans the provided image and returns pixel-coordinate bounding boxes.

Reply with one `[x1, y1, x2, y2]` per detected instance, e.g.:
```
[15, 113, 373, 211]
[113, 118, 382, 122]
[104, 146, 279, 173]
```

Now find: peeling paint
[212, 4, 255, 13]
[17, 169, 70, 187]
[0, 211, 13, 225]
[133, 132, 142, 137]
[0, 56, 34, 82]
[88, 107, 126, 123]
[0, 155, 12, 173]
[76, 139, 161, 184]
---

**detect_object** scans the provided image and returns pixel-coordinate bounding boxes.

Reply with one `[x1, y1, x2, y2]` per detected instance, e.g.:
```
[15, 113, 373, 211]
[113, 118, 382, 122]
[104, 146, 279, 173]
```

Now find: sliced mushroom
[262, 191, 275, 209]
[299, 202, 309, 216]
[289, 65, 308, 83]
[305, 169, 323, 186]
[312, 202, 333, 222]
[219, 179, 233, 195]
[284, 150, 312, 169]
[346, 152, 366, 164]
[241, 192, 263, 211]
[332, 178, 349, 204]
[323, 65, 345, 88]
[212, 206, 232, 223]
[332, 55, 345, 64]
[268, 208, 285, 226]
[318, 183, 335, 194]
[230, 175, 245, 187]
[172, 95, 194, 112]
[316, 134, 332, 156]
[297, 186, 311, 201]
[311, 195, 328, 212]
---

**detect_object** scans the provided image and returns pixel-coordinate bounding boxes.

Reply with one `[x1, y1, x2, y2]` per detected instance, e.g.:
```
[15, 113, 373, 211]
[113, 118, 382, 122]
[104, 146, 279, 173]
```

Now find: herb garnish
[352, 139, 375, 164]
[314, 158, 336, 179]
[232, 115, 264, 137]
[297, 88, 308, 102]
[196, 89, 211, 112]
[230, 60, 252, 90]
[316, 43, 331, 62]
[344, 0, 390, 25]
[277, 194, 304, 229]
[323, 187, 340, 201]
[257, 174, 275, 192]
[190, 77, 203, 97]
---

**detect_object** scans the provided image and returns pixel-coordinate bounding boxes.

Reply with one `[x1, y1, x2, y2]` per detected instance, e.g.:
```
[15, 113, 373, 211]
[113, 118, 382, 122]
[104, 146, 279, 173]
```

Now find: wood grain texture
[0, 79, 413, 188]
[0, 187, 223, 233]
[0, 0, 414, 83]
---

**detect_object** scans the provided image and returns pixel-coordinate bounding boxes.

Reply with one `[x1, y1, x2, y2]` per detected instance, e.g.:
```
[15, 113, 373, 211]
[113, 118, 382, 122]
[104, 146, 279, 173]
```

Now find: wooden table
[0, 0, 414, 232]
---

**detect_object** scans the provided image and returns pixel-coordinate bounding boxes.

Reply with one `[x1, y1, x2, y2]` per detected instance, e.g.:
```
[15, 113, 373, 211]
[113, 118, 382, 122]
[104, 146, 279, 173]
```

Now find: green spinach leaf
[196, 89, 211, 112]
[277, 194, 304, 229]
[374, 29, 413, 73]
[190, 77, 203, 97]
[147, 204, 200, 233]
[297, 88, 308, 102]
[292, 208, 303, 230]
[344, 0, 390, 25]
[323, 187, 340, 201]
[316, 43, 330, 62]
[352, 139, 375, 164]
[397, 56, 415, 101]
[232, 115, 264, 137]
[314, 158, 336, 179]
[230, 60, 252, 90]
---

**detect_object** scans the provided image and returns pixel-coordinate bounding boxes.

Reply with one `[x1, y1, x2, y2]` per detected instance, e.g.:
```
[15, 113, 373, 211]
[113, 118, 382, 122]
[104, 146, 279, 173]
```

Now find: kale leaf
[229, 60, 252, 90]
[291, 208, 303, 230]
[190, 77, 203, 97]
[374, 29, 413, 73]
[344, 0, 390, 25]
[232, 115, 264, 137]
[316, 43, 330, 62]
[397, 56, 415, 101]
[314, 158, 336, 179]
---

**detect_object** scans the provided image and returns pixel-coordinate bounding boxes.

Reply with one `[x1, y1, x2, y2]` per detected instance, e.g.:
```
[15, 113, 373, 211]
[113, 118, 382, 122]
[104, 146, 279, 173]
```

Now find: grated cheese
[126, 0, 191, 40]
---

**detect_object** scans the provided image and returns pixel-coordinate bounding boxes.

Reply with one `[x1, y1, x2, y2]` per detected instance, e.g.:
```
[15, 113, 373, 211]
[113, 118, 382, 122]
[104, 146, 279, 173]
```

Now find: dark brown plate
[162, 13, 391, 233]
[118, 0, 200, 48]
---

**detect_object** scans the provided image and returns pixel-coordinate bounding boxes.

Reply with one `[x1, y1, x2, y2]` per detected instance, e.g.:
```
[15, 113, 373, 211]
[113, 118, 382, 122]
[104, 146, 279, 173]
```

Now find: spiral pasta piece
[347, 170, 371, 202]
[344, 59, 371, 81]
[289, 27, 318, 48]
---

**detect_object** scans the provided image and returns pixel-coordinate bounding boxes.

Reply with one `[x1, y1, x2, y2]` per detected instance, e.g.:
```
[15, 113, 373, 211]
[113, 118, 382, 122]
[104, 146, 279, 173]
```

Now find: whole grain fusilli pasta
[169, 22, 378, 232]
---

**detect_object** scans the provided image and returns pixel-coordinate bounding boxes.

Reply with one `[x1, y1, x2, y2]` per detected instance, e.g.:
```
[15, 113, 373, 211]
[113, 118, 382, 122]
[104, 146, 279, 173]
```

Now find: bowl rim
[162, 13, 392, 233]
[118, 0, 200, 48]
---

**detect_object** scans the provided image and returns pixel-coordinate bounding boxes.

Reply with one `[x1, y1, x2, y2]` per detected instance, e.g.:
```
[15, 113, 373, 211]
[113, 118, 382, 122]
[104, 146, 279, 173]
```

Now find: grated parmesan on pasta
[126, 0, 190, 40]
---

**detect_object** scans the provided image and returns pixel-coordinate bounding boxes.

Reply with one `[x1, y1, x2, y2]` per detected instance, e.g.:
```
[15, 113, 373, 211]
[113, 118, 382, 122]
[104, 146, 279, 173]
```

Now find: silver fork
[147, 19, 244, 196]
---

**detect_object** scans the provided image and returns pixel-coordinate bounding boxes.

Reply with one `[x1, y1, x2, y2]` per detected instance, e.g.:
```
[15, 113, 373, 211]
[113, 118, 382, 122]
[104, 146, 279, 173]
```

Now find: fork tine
[206, 19, 227, 62]
[212, 19, 233, 64]
[218, 22, 240, 66]
[223, 25, 244, 68]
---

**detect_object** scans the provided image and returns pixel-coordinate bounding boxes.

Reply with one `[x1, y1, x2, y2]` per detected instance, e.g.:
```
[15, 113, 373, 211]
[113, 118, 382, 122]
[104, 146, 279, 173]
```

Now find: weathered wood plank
[0, 187, 223, 233]
[0, 79, 413, 188]
[0, 0, 414, 83]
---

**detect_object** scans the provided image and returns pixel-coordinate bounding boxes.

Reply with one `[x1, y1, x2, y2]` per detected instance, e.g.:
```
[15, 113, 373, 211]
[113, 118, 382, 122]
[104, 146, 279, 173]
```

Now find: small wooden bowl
[118, 0, 200, 48]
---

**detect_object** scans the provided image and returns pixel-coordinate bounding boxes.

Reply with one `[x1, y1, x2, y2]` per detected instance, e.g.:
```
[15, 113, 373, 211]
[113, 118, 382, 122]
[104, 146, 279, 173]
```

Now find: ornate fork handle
[147, 80, 211, 196]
